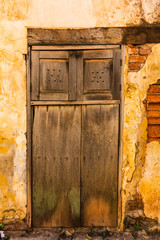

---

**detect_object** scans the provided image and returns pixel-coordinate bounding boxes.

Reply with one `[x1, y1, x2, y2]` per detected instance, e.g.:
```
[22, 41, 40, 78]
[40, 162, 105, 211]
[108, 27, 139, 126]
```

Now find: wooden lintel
[28, 27, 160, 46]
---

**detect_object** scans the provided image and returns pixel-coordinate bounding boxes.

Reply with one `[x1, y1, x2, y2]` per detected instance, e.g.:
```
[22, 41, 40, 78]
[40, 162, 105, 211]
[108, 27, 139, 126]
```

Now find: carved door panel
[31, 47, 121, 227]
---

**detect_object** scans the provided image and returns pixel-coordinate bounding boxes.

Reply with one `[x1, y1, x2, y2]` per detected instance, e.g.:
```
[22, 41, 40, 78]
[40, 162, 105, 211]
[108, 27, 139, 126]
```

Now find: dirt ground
[3, 228, 160, 240]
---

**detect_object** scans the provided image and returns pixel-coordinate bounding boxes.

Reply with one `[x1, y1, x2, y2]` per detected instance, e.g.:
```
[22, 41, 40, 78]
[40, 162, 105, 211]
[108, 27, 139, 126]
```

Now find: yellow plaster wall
[122, 44, 160, 227]
[0, 50, 26, 223]
[0, 0, 160, 227]
[139, 142, 160, 220]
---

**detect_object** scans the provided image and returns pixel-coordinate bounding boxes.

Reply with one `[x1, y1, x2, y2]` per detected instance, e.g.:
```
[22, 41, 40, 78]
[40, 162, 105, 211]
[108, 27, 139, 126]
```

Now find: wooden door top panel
[31, 48, 121, 101]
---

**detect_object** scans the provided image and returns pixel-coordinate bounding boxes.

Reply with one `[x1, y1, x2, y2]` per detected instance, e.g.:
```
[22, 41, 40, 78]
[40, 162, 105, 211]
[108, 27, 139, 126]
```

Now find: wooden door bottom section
[32, 104, 119, 227]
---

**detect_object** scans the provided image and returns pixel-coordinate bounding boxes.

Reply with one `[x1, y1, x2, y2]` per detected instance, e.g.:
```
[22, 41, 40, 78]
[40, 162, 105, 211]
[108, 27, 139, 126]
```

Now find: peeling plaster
[0, 50, 26, 222]
[139, 142, 160, 220]
[0, 0, 160, 228]
[122, 44, 160, 227]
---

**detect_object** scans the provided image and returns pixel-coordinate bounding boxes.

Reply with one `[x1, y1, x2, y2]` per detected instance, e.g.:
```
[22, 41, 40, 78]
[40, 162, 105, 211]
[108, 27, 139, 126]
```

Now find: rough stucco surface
[1, 0, 160, 29]
[139, 142, 160, 220]
[27, 0, 160, 27]
[0, 0, 160, 228]
[0, 50, 26, 222]
[122, 44, 160, 227]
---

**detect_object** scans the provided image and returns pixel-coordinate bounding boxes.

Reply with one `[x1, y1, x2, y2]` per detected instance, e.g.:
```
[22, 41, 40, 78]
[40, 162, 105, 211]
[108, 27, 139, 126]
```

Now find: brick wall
[146, 80, 160, 143]
[128, 45, 151, 72]
[128, 45, 160, 143]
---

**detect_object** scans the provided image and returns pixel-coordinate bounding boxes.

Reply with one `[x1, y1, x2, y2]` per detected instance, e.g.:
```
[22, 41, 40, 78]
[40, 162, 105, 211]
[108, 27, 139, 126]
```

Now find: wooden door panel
[83, 60, 112, 92]
[81, 50, 114, 101]
[69, 52, 77, 100]
[39, 59, 69, 100]
[31, 50, 70, 101]
[32, 105, 81, 227]
[81, 104, 119, 226]
[31, 51, 39, 100]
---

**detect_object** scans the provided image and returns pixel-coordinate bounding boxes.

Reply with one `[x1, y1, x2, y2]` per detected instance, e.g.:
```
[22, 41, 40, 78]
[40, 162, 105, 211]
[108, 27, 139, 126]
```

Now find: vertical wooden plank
[69, 51, 77, 100]
[81, 104, 119, 226]
[118, 45, 124, 228]
[31, 51, 40, 100]
[32, 105, 81, 227]
[26, 47, 32, 228]
[76, 51, 83, 100]
[113, 49, 121, 100]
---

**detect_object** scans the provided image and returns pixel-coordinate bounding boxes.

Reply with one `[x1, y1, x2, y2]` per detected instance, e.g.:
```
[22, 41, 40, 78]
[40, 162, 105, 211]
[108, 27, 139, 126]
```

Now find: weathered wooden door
[30, 47, 121, 227]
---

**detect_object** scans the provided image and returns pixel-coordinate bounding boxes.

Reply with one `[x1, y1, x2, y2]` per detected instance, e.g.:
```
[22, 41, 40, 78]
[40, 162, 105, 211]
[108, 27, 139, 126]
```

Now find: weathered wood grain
[69, 52, 77, 100]
[32, 106, 81, 227]
[113, 49, 121, 100]
[39, 51, 68, 59]
[30, 44, 121, 227]
[76, 51, 83, 100]
[28, 27, 160, 45]
[31, 51, 40, 100]
[31, 100, 120, 105]
[82, 50, 114, 100]
[27, 47, 32, 228]
[83, 50, 113, 59]
[32, 45, 120, 50]
[81, 104, 119, 226]
[39, 58, 69, 100]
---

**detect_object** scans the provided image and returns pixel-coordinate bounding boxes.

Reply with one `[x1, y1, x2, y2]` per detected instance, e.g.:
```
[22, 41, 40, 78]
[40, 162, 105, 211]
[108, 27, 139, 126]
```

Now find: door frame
[26, 30, 125, 228]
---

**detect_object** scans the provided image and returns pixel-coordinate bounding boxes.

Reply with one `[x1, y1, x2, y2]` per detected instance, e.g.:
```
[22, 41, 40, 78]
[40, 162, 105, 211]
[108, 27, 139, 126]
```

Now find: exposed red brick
[148, 118, 160, 125]
[128, 44, 134, 48]
[129, 55, 146, 63]
[147, 110, 160, 118]
[148, 103, 160, 110]
[148, 125, 160, 138]
[128, 63, 139, 71]
[146, 81, 160, 142]
[128, 47, 138, 55]
[148, 137, 160, 143]
[148, 85, 160, 93]
[139, 48, 151, 55]
[147, 94, 160, 102]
